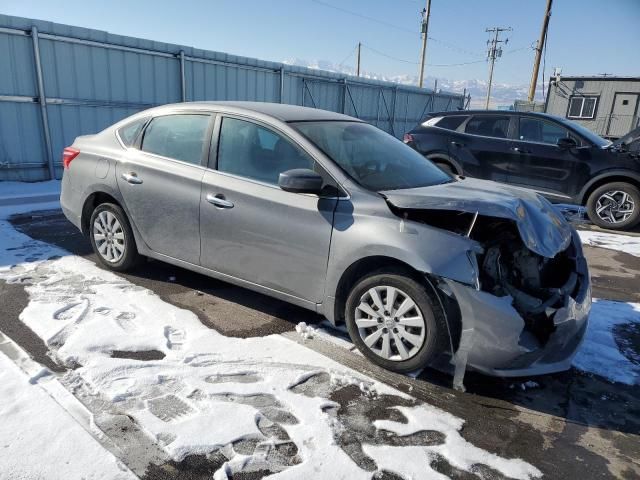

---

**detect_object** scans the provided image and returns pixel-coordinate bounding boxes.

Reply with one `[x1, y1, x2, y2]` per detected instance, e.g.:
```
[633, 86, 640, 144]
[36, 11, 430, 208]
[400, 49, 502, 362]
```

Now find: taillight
[62, 147, 80, 169]
[403, 133, 414, 144]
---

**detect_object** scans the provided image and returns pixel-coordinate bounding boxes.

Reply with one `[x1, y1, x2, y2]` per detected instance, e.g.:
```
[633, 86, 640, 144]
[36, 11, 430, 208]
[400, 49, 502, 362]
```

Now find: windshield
[556, 117, 611, 148]
[291, 121, 452, 191]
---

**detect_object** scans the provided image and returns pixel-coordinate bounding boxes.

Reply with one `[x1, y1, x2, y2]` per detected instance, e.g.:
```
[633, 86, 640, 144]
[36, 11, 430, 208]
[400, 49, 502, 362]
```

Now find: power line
[361, 43, 528, 67]
[311, 0, 414, 34]
[310, 0, 482, 57]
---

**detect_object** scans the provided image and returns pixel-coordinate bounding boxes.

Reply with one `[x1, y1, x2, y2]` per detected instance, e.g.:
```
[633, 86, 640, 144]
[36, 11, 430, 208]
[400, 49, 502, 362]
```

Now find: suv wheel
[89, 203, 140, 271]
[586, 182, 640, 230]
[345, 271, 447, 373]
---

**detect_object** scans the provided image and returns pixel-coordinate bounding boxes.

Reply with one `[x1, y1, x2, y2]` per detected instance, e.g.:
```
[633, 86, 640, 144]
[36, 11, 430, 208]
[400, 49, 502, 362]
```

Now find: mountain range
[282, 58, 546, 108]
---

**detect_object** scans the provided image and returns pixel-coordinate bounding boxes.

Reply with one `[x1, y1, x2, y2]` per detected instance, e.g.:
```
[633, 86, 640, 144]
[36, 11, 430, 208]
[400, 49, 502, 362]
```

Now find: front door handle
[121, 172, 143, 184]
[206, 193, 234, 209]
[450, 141, 465, 148]
[511, 147, 530, 154]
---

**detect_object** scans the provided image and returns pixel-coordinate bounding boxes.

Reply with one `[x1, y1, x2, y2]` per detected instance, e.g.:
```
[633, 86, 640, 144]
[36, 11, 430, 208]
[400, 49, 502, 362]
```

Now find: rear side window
[117, 117, 147, 147]
[436, 116, 468, 131]
[141, 114, 210, 165]
[465, 115, 510, 139]
[217, 117, 314, 185]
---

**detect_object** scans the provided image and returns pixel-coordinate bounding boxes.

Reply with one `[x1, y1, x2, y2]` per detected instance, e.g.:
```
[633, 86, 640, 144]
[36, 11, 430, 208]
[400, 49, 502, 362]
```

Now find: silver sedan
[60, 101, 591, 386]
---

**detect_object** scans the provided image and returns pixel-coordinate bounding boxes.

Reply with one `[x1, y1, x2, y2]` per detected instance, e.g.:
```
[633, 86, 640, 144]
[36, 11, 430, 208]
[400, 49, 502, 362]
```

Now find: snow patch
[579, 230, 640, 257]
[573, 299, 640, 385]
[0, 351, 135, 479]
[294, 321, 316, 340]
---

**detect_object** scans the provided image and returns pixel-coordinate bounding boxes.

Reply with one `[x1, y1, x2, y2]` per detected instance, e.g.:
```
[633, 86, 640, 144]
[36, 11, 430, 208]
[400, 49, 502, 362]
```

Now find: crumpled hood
[381, 177, 572, 258]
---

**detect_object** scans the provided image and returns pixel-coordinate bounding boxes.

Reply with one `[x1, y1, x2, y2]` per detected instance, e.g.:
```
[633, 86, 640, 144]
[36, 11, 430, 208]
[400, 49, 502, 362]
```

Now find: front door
[116, 113, 212, 264]
[505, 115, 581, 200]
[200, 116, 338, 303]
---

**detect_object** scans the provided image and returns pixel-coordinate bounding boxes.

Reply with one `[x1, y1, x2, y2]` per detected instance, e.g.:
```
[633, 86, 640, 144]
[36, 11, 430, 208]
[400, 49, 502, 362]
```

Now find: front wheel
[586, 182, 640, 230]
[345, 271, 448, 373]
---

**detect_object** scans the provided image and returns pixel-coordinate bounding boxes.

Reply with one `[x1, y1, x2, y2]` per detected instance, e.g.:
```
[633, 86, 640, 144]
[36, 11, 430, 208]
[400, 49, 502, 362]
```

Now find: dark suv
[404, 111, 640, 230]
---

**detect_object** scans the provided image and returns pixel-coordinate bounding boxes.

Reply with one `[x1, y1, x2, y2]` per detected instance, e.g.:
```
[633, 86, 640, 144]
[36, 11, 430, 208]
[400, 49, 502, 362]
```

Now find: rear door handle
[206, 193, 234, 209]
[450, 141, 465, 148]
[121, 172, 143, 184]
[511, 147, 530, 154]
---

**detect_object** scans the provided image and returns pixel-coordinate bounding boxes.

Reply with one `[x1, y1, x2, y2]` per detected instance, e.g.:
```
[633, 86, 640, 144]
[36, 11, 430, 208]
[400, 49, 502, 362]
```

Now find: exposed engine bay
[390, 208, 581, 346]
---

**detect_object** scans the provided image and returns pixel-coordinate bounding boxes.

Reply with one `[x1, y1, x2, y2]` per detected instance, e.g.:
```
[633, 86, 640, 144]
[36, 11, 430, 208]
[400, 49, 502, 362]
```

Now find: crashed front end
[383, 178, 591, 379]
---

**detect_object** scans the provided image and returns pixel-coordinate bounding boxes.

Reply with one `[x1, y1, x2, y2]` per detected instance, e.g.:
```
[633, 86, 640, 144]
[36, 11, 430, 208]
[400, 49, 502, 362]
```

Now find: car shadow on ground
[9, 210, 640, 441]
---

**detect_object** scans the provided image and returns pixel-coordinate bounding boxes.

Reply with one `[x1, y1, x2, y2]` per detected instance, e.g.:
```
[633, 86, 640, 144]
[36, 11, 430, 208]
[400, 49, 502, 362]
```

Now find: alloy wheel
[354, 286, 426, 361]
[595, 190, 635, 224]
[93, 211, 126, 263]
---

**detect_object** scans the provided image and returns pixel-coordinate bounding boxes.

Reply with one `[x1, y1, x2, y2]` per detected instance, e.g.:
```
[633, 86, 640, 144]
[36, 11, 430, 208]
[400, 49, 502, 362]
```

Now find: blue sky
[2, 0, 639, 86]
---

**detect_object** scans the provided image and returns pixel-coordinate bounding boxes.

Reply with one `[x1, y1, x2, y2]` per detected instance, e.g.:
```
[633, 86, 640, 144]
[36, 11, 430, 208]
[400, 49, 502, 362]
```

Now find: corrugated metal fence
[0, 14, 464, 181]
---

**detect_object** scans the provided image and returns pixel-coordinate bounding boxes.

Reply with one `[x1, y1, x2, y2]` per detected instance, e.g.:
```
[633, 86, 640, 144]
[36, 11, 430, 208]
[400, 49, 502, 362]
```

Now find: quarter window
[117, 117, 148, 147]
[435, 116, 469, 131]
[464, 115, 510, 139]
[141, 114, 210, 165]
[217, 117, 314, 185]
[568, 96, 597, 119]
[518, 117, 570, 145]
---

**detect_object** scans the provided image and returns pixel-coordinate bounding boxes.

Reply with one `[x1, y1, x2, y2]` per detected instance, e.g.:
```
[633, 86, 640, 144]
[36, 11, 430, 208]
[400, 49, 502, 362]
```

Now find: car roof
[430, 110, 556, 119]
[145, 101, 361, 123]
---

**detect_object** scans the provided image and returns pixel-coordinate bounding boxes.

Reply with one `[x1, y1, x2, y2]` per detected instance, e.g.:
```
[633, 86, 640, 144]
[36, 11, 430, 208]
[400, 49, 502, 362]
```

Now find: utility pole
[418, 0, 431, 88]
[527, 0, 552, 102]
[484, 27, 511, 109]
[356, 42, 361, 77]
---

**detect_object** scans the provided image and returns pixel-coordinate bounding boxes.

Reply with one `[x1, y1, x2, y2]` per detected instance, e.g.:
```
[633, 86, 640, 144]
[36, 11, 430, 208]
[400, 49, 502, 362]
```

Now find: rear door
[450, 114, 515, 182]
[199, 115, 338, 303]
[506, 115, 582, 199]
[116, 113, 212, 264]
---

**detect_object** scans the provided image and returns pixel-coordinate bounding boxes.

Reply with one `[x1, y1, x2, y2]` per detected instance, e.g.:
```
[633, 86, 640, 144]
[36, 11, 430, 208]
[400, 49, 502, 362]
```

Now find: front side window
[568, 96, 597, 119]
[292, 121, 451, 192]
[217, 117, 314, 185]
[464, 115, 510, 139]
[141, 114, 210, 165]
[117, 117, 148, 147]
[518, 117, 570, 145]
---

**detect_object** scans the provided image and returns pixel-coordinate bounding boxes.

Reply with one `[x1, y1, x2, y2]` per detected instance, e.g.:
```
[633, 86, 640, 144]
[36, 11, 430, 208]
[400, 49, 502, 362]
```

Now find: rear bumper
[444, 253, 591, 378]
[60, 173, 82, 231]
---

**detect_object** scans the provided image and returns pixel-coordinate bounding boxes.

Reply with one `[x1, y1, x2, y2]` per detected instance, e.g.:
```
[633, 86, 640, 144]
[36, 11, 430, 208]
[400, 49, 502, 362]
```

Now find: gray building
[545, 76, 640, 139]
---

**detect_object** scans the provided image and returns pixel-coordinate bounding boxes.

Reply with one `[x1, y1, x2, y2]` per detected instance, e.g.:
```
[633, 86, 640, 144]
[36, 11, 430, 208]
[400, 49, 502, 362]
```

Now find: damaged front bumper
[443, 234, 591, 378]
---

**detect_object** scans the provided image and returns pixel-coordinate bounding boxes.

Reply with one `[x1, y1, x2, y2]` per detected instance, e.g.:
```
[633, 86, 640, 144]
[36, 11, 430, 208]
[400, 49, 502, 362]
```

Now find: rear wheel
[89, 203, 140, 271]
[586, 182, 640, 230]
[345, 271, 447, 373]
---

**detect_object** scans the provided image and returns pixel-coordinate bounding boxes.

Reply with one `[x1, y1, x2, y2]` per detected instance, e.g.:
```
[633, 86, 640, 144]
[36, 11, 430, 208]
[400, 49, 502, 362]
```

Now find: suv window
[217, 117, 314, 185]
[117, 117, 148, 147]
[518, 117, 570, 145]
[436, 115, 468, 131]
[141, 114, 210, 165]
[464, 115, 510, 138]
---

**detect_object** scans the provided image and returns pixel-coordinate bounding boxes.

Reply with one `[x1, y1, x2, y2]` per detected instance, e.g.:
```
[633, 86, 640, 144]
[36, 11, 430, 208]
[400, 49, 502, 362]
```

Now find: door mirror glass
[557, 137, 578, 149]
[278, 169, 323, 194]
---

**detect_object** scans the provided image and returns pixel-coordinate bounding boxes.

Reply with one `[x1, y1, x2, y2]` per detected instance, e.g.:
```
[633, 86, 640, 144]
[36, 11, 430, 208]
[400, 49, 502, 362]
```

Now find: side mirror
[557, 137, 578, 149]
[278, 168, 323, 194]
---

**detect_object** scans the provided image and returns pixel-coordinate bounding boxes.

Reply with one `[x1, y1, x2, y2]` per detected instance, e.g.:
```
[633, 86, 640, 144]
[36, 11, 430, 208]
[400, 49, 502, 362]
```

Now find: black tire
[89, 203, 141, 271]
[586, 182, 640, 230]
[432, 160, 457, 176]
[345, 270, 448, 373]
